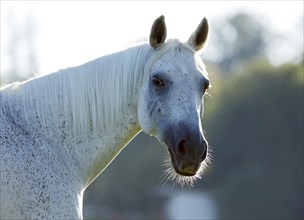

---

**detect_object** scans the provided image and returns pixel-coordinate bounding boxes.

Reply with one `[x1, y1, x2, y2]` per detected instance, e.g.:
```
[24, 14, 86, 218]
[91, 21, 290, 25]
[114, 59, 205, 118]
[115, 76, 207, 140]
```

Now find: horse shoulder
[0, 116, 83, 219]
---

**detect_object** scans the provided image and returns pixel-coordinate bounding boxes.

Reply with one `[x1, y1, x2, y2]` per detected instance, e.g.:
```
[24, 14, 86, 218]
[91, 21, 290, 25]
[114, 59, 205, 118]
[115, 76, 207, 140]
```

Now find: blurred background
[1, 1, 303, 219]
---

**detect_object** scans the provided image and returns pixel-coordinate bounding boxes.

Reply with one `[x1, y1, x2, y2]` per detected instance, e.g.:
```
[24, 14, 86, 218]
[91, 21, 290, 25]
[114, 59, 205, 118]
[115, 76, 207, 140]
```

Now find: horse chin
[175, 169, 197, 177]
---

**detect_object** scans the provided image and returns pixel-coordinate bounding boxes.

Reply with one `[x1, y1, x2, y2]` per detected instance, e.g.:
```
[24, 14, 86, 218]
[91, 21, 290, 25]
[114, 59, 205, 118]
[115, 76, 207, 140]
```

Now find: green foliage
[202, 60, 304, 219]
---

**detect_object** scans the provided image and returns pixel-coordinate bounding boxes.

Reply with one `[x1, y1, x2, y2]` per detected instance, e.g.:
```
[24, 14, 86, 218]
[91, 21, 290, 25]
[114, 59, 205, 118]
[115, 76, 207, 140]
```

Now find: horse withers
[0, 15, 211, 219]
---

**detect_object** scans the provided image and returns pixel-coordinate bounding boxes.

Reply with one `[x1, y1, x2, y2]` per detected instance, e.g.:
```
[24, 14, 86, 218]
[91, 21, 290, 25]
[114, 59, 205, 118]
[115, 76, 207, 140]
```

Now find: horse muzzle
[161, 123, 208, 176]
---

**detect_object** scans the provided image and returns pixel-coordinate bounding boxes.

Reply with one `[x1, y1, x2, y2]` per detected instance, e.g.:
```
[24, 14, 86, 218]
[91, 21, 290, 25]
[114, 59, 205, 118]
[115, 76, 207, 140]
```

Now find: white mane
[1, 39, 187, 141]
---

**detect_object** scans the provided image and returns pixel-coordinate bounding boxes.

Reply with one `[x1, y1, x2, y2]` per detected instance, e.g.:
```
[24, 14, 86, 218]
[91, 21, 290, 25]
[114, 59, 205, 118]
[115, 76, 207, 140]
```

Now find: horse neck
[1, 43, 153, 187]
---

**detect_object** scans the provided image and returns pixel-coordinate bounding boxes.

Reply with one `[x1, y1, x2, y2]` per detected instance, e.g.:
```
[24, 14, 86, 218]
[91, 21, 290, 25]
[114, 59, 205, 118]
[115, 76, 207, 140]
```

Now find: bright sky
[1, 1, 303, 78]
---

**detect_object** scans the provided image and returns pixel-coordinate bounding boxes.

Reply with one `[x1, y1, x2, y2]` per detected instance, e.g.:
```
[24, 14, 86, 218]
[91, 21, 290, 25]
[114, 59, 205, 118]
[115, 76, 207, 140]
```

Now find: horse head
[138, 16, 211, 185]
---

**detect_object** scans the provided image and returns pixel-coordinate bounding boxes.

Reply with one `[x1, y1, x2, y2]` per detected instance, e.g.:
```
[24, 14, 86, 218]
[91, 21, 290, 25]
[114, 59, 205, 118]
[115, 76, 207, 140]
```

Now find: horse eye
[152, 76, 165, 87]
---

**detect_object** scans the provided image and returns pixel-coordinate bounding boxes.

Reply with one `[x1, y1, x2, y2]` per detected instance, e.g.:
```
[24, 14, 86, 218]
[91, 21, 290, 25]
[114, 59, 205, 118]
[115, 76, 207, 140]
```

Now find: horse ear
[187, 17, 209, 51]
[149, 15, 167, 49]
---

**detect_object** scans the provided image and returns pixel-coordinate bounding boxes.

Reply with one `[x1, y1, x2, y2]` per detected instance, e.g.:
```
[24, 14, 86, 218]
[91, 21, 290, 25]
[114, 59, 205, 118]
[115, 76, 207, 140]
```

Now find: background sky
[1, 1, 303, 79]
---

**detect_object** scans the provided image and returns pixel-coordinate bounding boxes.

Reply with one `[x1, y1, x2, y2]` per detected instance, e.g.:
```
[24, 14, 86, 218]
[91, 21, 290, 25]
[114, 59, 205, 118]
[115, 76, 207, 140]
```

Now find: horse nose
[176, 138, 208, 162]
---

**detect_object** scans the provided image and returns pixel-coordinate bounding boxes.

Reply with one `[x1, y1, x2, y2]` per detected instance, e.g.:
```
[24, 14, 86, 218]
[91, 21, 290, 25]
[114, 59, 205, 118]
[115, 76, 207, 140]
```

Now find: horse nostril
[177, 140, 186, 157]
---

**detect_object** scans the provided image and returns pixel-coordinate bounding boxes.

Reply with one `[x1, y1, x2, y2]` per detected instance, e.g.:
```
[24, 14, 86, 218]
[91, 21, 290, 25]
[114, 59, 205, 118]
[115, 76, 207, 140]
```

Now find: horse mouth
[175, 169, 197, 177]
[168, 148, 200, 177]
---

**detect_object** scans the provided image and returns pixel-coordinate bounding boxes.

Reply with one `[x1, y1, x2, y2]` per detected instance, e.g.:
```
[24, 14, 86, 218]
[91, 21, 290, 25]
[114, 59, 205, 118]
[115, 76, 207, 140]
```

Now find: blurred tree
[202, 60, 304, 219]
[210, 13, 268, 73]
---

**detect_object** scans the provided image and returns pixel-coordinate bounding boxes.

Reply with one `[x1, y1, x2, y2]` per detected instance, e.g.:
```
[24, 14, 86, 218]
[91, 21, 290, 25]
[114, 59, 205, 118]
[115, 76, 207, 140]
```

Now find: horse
[0, 15, 211, 219]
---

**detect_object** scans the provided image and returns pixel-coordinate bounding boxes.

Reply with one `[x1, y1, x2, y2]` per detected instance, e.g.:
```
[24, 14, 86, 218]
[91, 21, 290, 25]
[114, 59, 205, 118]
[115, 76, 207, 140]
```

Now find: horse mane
[1, 39, 190, 140]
